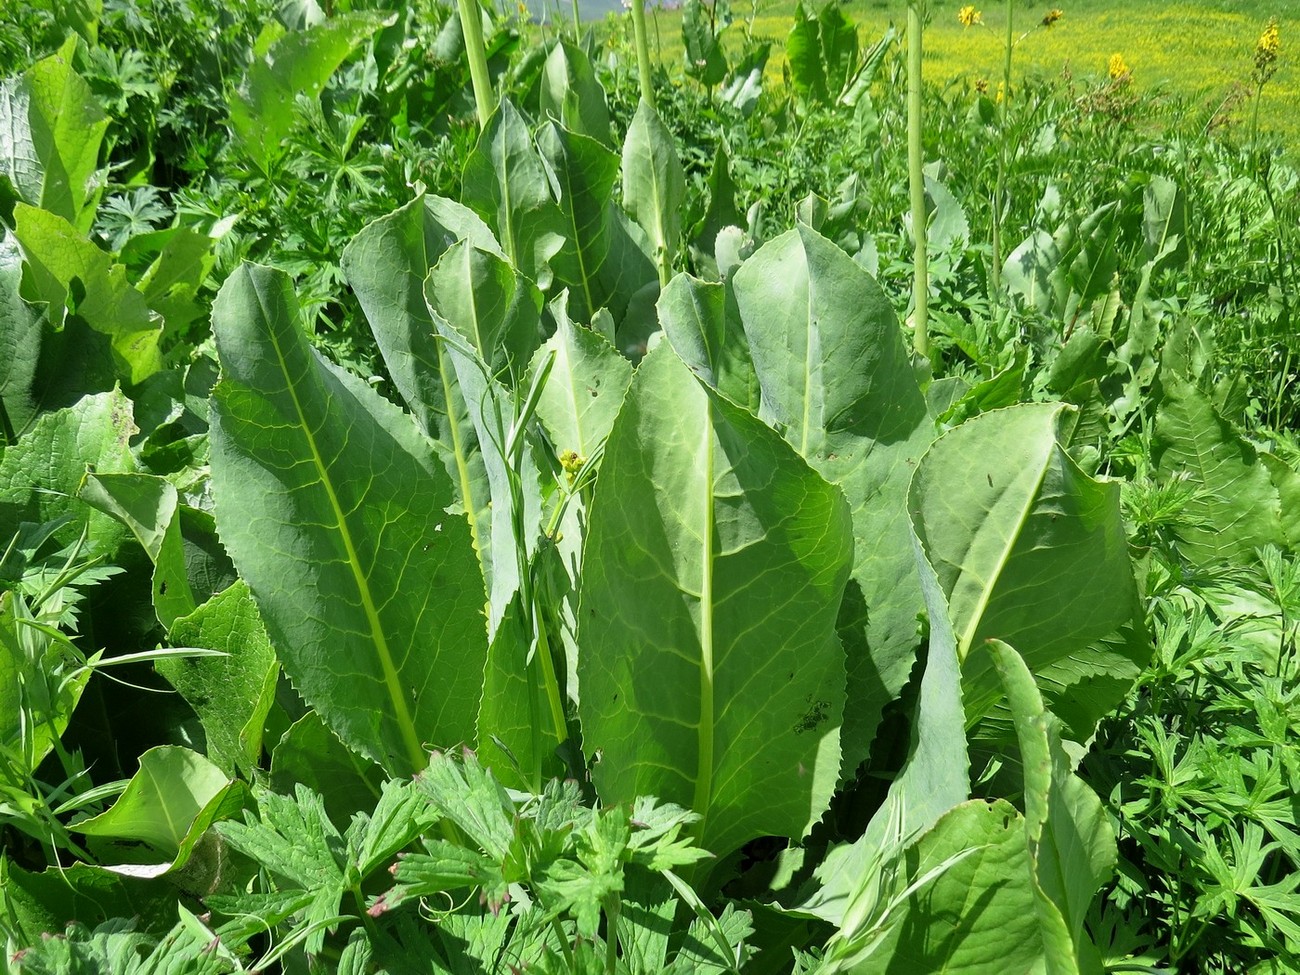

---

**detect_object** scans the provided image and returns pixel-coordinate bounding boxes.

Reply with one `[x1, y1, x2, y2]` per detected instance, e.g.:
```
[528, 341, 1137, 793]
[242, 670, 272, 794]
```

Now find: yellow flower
[1041, 8, 1063, 27]
[1108, 52, 1130, 80]
[559, 449, 586, 483]
[1255, 16, 1281, 84]
[996, 81, 1006, 103]
[958, 5, 982, 27]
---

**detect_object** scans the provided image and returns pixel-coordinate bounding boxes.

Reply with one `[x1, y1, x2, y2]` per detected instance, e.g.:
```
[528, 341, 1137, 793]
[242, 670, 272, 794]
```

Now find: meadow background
[533, 0, 1300, 148]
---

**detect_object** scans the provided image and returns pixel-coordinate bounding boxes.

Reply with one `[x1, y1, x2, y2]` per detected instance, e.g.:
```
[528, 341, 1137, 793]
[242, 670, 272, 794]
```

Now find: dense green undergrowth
[1, 1, 1298, 973]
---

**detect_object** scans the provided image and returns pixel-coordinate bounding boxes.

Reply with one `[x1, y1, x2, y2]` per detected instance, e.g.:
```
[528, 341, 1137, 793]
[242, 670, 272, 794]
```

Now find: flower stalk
[907, 0, 929, 357]
[630, 0, 657, 109]
[456, 0, 497, 129]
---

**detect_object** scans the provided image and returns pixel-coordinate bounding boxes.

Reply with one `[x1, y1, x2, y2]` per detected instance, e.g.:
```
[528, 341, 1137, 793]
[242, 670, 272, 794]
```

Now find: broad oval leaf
[164, 581, 279, 779]
[538, 40, 612, 147]
[210, 264, 487, 776]
[907, 403, 1138, 720]
[722, 226, 935, 771]
[578, 340, 853, 861]
[844, 800, 1045, 973]
[621, 100, 685, 285]
[536, 120, 619, 324]
[658, 273, 759, 415]
[462, 99, 561, 287]
[0, 387, 136, 556]
[341, 194, 502, 590]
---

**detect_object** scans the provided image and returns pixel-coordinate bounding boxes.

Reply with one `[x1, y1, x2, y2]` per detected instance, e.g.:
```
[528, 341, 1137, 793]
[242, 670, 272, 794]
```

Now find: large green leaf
[163, 581, 279, 779]
[785, 1, 858, 106]
[462, 99, 562, 288]
[800, 528, 970, 926]
[621, 100, 685, 285]
[209, 264, 487, 775]
[724, 226, 934, 770]
[989, 640, 1114, 974]
[133, 228, 217, 336]
[536, 120, 619, 324]
[269, 710, 385, 827]
[0, 861, 174, 944]
[538, 40, 612, 147]
[0, 39, 108, 230]
[578, 340, 853, 861]
[341, 195, 500, 562]
[13, 203, 162, 386]
[1153, 376, 1286, 566]
[475, 596, 563, 791]
[425, 238, 542, 384]
[907, 403, 1138, 720]
[229, 13, 393, 172]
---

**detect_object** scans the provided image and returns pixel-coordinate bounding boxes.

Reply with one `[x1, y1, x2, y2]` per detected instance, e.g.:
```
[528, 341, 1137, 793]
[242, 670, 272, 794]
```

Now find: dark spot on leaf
[794, 700, 830, 733]
[987, 473, 994, 487]
[159, 581, 167, 595]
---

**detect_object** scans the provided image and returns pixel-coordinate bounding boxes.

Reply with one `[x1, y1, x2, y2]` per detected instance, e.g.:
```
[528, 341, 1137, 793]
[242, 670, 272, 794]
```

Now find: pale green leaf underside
[341, 194, 500, 583]
[578, 341, 852, 861]
[210, 264, 487, 776]
[621, 100, 685, 278]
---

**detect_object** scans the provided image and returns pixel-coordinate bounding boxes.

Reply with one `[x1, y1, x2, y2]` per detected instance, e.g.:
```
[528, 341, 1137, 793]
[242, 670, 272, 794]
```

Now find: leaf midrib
[692, 410, 716, 845]
[257, 281, 425, 772]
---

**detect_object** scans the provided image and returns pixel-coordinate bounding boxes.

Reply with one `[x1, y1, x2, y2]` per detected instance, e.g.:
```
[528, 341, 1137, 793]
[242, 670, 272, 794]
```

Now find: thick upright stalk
[630, 0, 656, 109]
[456, 0, 496, 129]
[990, 0, 1013, 297]
[907, 1, 929, 357]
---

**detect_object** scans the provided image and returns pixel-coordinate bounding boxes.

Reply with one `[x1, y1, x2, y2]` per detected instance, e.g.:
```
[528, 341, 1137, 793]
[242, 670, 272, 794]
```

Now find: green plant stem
[604, 896, 621, 974]
[456, 0, 497, 129]
[990, 0, 1013, 300]
[630, 0, 656, 109]
[906, 1, 928, 358]
[531, 603, 569, 749]
[571, 0, 581, 35]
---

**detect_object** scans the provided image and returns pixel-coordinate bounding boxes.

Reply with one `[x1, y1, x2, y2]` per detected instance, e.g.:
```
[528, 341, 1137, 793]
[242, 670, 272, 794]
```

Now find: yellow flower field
[639, 1, 1298, 148]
